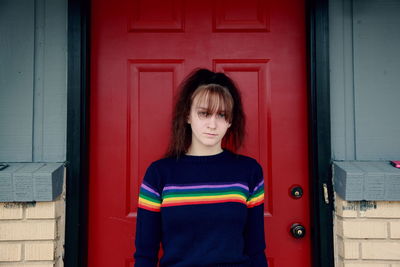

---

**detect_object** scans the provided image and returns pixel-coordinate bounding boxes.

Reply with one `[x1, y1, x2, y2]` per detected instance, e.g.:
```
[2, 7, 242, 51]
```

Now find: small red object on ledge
[391, 161, 400, 168]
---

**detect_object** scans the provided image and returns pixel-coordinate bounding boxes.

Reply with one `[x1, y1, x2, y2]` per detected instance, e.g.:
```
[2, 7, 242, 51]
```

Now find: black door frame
[307, 0, 334, 266]
[65, 0, 90, 266]
[65, 0, 333, 266]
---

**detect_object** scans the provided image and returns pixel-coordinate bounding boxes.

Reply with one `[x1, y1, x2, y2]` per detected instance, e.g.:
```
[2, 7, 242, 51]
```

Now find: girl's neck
[186, 145, 223, 156]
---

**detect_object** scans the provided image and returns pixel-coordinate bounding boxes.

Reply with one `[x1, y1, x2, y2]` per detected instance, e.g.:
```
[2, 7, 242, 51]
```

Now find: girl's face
[187, 93, 231, 153]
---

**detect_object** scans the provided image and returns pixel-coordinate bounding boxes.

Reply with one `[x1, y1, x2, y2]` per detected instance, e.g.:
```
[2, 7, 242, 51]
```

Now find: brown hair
[165, 68, 245, 158]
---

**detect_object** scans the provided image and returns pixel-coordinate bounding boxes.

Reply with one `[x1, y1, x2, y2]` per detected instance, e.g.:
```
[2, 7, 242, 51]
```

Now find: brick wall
[0, 196, 65, 266]
[335, 194, 400, 267]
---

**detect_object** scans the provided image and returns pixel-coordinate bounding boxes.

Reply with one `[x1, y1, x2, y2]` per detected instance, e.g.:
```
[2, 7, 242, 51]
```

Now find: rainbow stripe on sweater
[162, 183, 249, 207]
[138, 181, 264, 212]
[247, 180, 265, 208]
[138, 182, 162, 212]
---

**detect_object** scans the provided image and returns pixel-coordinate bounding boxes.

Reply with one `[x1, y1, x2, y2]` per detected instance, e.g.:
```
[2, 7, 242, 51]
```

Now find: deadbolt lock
[290, 185, 303, 199]
[290, 223, 306, 239]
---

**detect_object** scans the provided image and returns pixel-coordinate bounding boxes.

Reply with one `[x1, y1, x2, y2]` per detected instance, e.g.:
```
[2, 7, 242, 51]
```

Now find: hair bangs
[192, 84, 234, 122]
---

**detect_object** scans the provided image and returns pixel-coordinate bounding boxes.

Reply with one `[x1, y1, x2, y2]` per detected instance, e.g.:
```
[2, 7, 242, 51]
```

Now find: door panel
[89, 0, 310, 266]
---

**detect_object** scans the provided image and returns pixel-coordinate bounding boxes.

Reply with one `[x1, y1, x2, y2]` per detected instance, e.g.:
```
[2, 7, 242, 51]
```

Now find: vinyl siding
[0, 0, 67, 162]
[330, 0, 400, 160]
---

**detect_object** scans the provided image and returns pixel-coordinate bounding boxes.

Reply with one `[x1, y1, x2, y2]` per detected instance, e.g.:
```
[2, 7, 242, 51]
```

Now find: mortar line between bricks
[0, 219, 27, 222]
[343, 260, 400, 265]
[22, 203, 27, 221]
[21, 240, 25, 262]
[0, 240, 26, 245]
[336, 215, 400, 221]
[341, 217, 400, 221]
[344, 238, 395, 241]
[0, 218, 57, 223]
[345, 259, 400, 262]
[341, 258, 363, 263]
[351, 239, 400, 243]
[26, 217, 58, 220]
[359, 217, 400, 220]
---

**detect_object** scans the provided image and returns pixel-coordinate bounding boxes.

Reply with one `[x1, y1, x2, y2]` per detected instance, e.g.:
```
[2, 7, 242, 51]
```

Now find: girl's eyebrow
[195, 107, 226, 113]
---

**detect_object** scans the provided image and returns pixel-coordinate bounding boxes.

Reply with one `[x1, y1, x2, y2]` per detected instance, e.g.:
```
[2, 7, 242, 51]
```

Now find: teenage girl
[134, 68, 268, 267]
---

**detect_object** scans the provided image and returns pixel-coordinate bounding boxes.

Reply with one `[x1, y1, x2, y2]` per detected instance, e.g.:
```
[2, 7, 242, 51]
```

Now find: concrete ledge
[333, 161, 400, 201]
[0, 163, 64, 202]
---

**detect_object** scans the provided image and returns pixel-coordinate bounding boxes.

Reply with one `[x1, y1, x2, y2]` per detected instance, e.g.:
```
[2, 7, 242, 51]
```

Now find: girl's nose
[207, 115, 217, 128]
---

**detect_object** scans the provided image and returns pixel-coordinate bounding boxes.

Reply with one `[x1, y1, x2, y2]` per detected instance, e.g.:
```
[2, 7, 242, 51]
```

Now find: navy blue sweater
[134, 150, 268, 267]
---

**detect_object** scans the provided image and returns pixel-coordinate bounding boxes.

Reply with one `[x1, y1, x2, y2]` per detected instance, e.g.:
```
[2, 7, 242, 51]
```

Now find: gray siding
[0, 0, 35, 162]
[330, 0, 400, 160]
[0, 0, 67, 162]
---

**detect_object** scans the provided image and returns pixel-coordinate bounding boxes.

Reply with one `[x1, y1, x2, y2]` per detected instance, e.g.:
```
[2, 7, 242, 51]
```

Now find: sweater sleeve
[134, 163, 162, 267]
[245, 162, 268, 267]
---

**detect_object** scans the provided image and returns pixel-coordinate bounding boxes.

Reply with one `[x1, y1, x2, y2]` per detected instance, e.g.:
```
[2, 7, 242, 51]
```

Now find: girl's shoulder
[226, 151, 264, 190]
[146, 156, 176, 171]
[227, 150, 262, 168]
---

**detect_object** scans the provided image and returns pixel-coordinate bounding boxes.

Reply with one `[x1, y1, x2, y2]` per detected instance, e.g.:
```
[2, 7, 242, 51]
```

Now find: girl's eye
[217, 113, 226, 118]
[198, 111, 209, 118]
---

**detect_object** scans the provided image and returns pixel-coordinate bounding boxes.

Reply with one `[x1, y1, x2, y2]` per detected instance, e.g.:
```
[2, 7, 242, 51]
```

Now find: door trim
[307, 0, 334, 266]
[65, 0, 334, 266]
[65, 0, 90, 266]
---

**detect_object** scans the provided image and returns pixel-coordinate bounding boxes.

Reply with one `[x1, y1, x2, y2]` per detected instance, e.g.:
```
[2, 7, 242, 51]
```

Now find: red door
[89, 0, 310, 266]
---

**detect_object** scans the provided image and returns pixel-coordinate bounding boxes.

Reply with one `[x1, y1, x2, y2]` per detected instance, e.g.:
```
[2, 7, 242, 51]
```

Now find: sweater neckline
[180, 149, 231, 162]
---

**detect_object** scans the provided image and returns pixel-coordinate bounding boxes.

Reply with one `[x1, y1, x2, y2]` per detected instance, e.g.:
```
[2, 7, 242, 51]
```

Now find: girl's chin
[202, 143, 222, 148]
